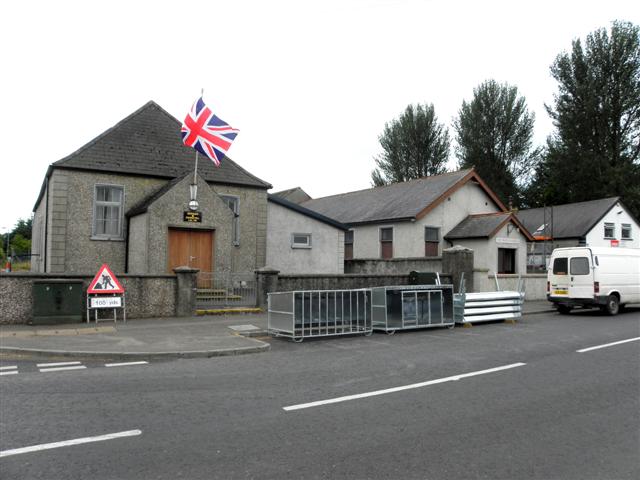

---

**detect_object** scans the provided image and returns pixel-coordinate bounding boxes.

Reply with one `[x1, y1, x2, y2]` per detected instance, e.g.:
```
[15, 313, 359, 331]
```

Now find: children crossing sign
[87, 264, 124, 294]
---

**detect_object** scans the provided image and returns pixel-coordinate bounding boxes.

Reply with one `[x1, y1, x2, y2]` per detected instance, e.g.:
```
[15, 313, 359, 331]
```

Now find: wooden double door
[167, 228, 214, 277]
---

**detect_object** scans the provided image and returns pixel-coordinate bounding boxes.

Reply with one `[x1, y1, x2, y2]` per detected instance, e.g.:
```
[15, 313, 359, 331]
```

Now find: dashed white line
[39, 366, 87, 373]
[104, 361, 148, 367]
[283, 362, 527, 411]
[0, 366, 18, 371]
[36, 361, 81, 368]
[577, 337, 640, 353]
[0, 371, 18, 376]
[0, 429, 142, 458]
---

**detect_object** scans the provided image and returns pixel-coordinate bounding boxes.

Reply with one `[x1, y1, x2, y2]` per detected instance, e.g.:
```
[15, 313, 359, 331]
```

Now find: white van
[547, 247, 640, 315]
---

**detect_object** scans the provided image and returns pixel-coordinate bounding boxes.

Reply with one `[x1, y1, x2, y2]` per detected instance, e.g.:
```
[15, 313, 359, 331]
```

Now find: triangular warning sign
[88, 264, 124, 294]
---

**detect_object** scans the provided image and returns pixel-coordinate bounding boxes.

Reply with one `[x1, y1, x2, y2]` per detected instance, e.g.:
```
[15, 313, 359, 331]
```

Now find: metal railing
[268, 289, 372, 342]
[196, 272, 256, 307]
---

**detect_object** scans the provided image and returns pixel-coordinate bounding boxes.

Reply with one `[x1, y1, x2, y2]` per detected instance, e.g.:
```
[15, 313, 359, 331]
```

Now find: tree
[454, 80, 541, 207]
[527, 21, 640, 216]
[12, 218, 32, 240]
[371, 103, 450, 186]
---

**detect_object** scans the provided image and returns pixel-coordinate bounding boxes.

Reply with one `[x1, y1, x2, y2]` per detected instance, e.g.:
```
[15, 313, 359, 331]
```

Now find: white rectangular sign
[90, 297, 122, 308]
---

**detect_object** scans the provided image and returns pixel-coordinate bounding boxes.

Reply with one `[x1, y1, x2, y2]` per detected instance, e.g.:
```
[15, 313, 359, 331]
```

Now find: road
[1, 309, 639, 479]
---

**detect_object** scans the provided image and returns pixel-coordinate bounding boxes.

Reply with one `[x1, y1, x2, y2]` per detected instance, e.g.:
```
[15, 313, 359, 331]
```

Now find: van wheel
[604, 295, 620, 316]
[557, 305, 572, 315]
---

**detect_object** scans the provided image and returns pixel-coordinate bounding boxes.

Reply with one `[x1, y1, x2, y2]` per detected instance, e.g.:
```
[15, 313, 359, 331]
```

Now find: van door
[550, 256, 570, 297]
[569, 255, 593, 299]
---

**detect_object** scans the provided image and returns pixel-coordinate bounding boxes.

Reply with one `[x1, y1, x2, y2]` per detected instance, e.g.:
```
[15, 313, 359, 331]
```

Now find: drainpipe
[43, 175, 49, 273]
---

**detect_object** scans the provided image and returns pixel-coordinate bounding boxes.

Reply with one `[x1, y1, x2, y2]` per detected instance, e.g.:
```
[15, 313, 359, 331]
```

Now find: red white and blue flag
[181, 97, 239, 167]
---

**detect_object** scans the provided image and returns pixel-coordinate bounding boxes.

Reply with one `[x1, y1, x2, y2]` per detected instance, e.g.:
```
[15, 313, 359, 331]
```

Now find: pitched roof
[271, 187, 312, 204]
[126, 174, 187, 217]
[51, 101, 271, 189]
[516, 197, 621, 239]
[300, 169, 505, 225]
[445, 212, 533, 241]
[268, 194, 348, 231]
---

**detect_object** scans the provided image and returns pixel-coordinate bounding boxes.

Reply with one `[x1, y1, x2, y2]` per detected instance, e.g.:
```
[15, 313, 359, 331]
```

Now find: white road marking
[577, 337, 640, 353]
[283, 362, 527, 411]
[104, 361, 148, 367]
[0, 371, 18, 376]
[0, 429, 142, 458]
[0, 366, 18, 370]
[36, 361, 81, 367]
[39, 366, 87, 373]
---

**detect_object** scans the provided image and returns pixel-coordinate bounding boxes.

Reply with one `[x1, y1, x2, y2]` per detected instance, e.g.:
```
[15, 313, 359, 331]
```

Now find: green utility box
[408, 271, 439, 285]
[31, 279, 84, 325]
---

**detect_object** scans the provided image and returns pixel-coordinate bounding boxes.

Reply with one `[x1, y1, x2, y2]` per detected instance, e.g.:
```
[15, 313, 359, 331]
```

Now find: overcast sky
[1, 0, 638, 231]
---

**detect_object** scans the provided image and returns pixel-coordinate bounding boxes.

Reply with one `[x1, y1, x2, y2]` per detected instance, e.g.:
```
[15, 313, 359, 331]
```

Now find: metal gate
[268, 289, 372, 342]
[196, 272, 257, 307]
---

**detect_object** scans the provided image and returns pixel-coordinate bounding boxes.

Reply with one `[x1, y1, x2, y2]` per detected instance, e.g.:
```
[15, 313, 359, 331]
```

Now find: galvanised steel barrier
[268, 289, 372, 342]
[371, 285, 455, 333]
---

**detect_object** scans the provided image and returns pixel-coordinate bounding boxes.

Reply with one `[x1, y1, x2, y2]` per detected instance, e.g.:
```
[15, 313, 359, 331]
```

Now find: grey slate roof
[268, 195, 348, 231]
[52, 101, 271, 189]
[271, 187, 312, 204]
[300, 170, 475, 225]
[445, 213, 512, 239]
[516, 197, 621, 239]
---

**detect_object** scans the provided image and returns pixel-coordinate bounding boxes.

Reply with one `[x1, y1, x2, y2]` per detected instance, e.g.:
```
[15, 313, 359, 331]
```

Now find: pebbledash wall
[0, 273, 177, 325]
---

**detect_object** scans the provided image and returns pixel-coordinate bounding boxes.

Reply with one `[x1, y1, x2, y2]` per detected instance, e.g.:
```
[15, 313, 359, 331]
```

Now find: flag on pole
[181, 97, 239, 167]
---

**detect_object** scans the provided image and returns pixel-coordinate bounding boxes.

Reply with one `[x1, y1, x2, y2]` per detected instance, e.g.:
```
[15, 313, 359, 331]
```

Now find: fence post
[442, 246, 474, 293]
[255, 267, 280, 309]
[173, 266, 199, 316]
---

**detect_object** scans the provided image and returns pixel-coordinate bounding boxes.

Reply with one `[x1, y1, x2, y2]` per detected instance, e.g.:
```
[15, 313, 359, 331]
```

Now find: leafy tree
[371, 103, 450, 186]
[527, 21, 640, 216]
[454, 80, 541, 207]
[12, 218, 32, 240]
[10, 234, 31, 256]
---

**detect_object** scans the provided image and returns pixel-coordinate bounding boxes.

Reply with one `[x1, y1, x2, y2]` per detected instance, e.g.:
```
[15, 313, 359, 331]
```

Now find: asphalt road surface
[1, 309, 639, 480]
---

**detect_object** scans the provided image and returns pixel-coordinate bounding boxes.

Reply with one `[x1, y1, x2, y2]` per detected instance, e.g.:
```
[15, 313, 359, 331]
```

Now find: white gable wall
[266, 202, 345, 274]
[350, 181, 500, 259]
[585, 202, 640, 248]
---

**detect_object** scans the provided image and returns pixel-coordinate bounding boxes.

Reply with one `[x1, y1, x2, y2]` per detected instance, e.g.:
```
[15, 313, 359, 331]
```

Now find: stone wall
[345, 257, 442, 274]
[276, 273, 412, 292]
[0, 272, 179, 325]
[473, 271, 547, 300]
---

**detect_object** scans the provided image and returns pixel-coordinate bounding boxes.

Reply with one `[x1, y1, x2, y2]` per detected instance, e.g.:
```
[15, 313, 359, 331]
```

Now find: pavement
[0, 300, 556, 360]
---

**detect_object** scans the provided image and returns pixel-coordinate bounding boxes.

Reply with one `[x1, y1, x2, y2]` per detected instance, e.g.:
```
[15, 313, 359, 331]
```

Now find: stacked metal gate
[268, 289, 372, 342]
[455, 275, 525, 324]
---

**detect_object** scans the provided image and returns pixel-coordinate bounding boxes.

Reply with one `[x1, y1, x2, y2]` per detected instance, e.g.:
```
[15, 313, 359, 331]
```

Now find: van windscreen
[553, 258, 568, 275]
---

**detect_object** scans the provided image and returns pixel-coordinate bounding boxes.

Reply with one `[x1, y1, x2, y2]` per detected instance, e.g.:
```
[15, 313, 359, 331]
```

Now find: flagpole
[189, 88, 204, 209]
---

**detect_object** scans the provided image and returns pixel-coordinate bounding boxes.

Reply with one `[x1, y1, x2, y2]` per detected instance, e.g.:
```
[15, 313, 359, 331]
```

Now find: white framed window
[603, 222, 615, 239]
[292, 233, 312, 249]
[220, 195, 240, 246]
[92, 184, 124, 239]
[621, 223, 632, 240]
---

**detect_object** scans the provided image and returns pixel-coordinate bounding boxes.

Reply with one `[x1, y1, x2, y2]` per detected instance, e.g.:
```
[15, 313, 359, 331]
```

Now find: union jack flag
[181, 97, 239, 167]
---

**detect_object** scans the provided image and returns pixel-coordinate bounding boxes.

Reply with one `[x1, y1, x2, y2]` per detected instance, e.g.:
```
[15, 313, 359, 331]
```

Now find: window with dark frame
[93, 185, 124, 239]
[380, 227, 393, 259]
[220, 195, 240, 246]
[604, 222, 615, 239]
[424, 227, 439, 257]
[344, 230, 354, 260]
[497, 248, 516, 274]
[621, 223, 632, 240]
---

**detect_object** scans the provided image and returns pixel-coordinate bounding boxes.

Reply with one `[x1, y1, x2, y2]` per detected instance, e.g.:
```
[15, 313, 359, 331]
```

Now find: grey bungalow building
[31, 101, 271, 277]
